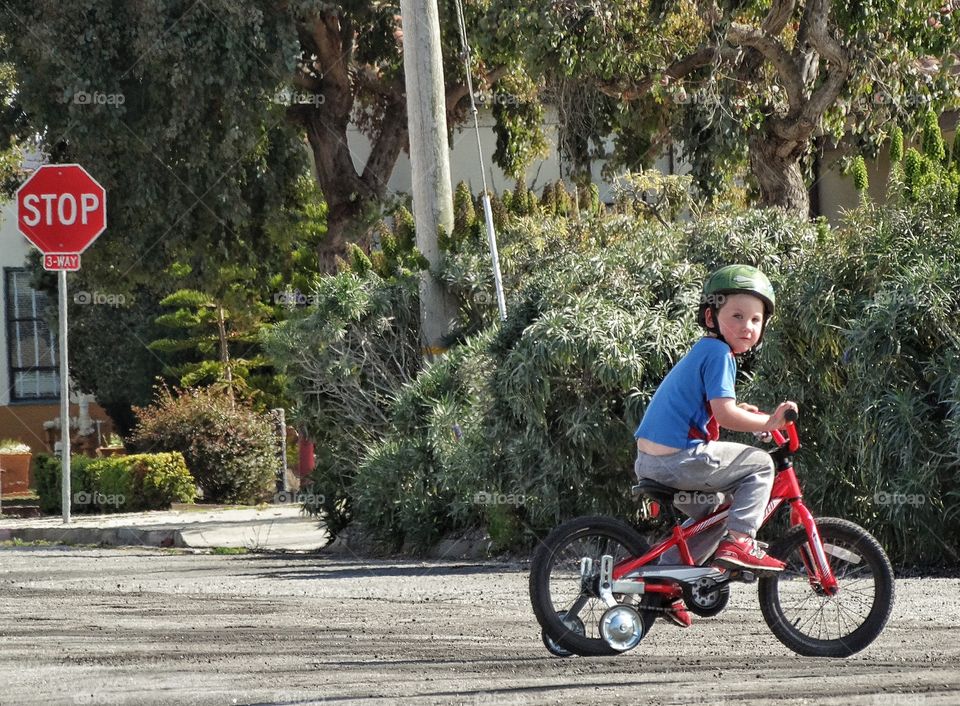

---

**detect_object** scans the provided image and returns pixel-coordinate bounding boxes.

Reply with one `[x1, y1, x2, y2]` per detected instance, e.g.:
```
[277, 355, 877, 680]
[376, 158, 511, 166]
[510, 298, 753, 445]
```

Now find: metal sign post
[58, 270, 71, 523]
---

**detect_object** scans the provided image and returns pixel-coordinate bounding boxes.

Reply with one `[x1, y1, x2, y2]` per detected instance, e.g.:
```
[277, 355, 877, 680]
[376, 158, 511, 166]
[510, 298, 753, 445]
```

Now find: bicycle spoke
[773, 534, 882, 642]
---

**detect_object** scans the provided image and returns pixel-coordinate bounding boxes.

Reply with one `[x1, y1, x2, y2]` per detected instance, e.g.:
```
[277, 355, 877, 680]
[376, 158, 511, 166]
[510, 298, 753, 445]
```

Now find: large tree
[0, 0, 540, 426]
[0, 1, 535, 270]
[500, 0, 960, 215]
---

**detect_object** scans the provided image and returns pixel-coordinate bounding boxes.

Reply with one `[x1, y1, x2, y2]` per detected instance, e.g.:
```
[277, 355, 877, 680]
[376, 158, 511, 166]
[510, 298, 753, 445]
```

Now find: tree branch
[597, 46, 720, 101]
[735, 0, 798, 83]
[362, 95, 407, 199]
[727, 22, 805, 112]
[762, 0, 798, 34]
[778, 0, 849, 142]
[445, 65, 510, 114]
[305, 12, 354, 116]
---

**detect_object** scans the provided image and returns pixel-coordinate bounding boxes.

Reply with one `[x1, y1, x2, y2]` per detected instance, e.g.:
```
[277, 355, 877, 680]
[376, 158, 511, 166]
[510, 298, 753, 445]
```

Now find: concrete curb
[0, 506, 329, 551]
[0, 525, 185, 547]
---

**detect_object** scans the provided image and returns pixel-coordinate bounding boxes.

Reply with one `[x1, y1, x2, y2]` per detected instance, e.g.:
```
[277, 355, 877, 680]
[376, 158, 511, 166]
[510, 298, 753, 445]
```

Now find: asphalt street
[0, 546, 958, 705]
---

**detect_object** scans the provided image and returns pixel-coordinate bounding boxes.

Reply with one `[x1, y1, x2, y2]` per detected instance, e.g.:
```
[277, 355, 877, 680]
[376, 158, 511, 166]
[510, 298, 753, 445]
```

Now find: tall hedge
[270, 172, 960, 566]
[33, 452, 195, 513]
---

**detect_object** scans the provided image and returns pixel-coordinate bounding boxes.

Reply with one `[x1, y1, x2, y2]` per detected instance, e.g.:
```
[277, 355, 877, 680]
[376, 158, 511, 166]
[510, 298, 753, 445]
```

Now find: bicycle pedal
[726, 569, 756, 583]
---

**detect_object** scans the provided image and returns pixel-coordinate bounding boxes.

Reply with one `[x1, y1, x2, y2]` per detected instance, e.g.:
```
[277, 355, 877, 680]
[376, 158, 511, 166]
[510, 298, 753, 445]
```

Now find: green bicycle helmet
[698, 264, 776, 341]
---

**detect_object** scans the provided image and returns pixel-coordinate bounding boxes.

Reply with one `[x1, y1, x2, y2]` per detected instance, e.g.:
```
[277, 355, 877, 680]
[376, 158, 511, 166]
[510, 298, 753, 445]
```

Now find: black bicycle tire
[529, 515, 657, 657]
[758, 517, 895, 657]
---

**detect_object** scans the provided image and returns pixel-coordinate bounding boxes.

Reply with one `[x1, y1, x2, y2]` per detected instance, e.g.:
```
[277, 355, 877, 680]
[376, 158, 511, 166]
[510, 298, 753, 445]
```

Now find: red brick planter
[0, 453, 33, 496]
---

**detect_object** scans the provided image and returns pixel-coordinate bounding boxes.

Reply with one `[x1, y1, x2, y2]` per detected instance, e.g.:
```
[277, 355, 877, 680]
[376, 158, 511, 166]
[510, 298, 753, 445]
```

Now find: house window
[4, 268, 59, 400]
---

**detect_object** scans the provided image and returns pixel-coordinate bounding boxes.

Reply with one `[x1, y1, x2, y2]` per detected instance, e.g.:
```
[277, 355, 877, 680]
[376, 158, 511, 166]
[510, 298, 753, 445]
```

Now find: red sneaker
[664, 599, 692, 628]
[713, 535, 785, 574]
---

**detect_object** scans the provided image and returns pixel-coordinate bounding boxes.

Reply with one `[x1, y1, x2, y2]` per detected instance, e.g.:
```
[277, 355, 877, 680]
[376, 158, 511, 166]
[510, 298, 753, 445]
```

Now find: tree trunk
[216, 305, 234, 407]
[748, 132, 810, 217]
[301, 99, 376, 273]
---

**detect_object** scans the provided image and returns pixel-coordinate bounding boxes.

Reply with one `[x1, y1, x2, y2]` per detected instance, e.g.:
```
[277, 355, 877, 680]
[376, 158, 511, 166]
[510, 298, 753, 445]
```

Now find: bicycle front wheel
[758, 517, 895, 657]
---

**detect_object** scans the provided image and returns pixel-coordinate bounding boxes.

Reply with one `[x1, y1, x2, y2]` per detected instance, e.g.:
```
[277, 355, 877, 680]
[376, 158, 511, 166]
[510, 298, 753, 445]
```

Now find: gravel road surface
[0, 546, 957, 705]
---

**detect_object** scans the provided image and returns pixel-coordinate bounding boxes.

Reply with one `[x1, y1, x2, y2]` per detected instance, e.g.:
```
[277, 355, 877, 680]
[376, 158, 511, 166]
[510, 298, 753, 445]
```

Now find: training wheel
[542, 611, 585, 657]
[599, 604, 645, 652]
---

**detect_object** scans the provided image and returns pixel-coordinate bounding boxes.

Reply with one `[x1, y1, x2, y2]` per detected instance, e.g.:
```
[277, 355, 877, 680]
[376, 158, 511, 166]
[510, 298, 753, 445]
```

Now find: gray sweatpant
[633, 441, 775, 565]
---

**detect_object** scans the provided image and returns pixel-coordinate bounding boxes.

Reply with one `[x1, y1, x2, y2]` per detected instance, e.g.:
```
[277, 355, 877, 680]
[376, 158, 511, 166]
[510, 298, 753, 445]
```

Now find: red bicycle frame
[612, 421, 839, 595]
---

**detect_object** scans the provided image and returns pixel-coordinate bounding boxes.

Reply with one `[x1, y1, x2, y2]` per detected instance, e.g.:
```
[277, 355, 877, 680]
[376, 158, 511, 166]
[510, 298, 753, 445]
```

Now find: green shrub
[90, 457, 131, 510]
[129, 387, 275, 504]
[263, 268, 422, 535]
[270, 172, 960, 566]
[743, 194, 960, 567]
[130, 452, 197, 510]
[33, 454, 100, 514]
[33, 452, 194, 513]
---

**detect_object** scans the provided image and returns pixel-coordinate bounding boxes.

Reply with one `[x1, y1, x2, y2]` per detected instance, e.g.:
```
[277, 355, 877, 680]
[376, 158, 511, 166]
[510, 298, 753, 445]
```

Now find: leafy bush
[263, 251, 422, 535]
[271, 169, 960, 566]
[91, 457, 131, 509]
[33, 454, 99, 514]
[350, 206, 816, 552]
[33, 452, 195, 513]
[130, 452, 197, 510]
[129, 387, 276, 504]
[745, 198, 960, 567]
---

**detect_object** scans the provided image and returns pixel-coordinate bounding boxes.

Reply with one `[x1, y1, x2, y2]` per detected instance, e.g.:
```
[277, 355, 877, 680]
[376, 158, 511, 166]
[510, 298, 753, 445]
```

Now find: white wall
[0, 200, 35, 406]
[346, 106, 675, 206]
[816, 127, 957, 223]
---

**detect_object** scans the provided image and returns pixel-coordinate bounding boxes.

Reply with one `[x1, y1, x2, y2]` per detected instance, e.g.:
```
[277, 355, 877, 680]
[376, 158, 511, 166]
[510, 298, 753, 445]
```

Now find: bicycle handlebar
[770, 409, 800, 453]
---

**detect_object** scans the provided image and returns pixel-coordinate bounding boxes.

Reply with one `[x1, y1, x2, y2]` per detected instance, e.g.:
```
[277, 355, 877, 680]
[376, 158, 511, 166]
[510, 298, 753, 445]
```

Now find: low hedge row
[33, 452, 197, 514]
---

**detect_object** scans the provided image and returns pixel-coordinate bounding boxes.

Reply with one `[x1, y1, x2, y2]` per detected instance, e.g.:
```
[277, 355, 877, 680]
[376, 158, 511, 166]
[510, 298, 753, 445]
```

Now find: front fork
[789, 500, 839, 595]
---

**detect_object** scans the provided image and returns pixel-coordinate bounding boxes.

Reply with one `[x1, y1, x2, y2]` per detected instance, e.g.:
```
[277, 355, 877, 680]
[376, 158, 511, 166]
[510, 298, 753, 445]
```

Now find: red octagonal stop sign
[16, 164, 107, 265]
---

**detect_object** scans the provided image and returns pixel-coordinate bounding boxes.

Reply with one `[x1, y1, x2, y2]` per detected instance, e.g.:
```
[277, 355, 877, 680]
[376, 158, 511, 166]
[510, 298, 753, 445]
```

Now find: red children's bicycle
[529, 411, 895, 658]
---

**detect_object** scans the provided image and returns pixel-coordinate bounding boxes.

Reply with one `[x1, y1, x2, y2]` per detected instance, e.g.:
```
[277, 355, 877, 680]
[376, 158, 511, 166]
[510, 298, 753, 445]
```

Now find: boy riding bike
[633, 265, 798, 626]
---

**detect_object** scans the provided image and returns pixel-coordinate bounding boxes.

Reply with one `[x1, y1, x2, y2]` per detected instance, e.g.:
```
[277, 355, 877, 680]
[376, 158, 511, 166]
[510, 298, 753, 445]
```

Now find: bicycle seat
[631, 479, 679, 506]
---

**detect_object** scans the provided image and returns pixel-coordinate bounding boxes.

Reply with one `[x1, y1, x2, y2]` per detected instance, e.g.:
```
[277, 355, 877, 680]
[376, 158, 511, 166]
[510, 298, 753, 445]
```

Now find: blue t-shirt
[634, 337, 736, 449]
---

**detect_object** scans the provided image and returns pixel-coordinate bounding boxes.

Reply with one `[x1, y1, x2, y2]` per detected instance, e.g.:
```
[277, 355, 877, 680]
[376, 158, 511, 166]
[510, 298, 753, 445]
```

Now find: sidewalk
[0, 504, 329, 551]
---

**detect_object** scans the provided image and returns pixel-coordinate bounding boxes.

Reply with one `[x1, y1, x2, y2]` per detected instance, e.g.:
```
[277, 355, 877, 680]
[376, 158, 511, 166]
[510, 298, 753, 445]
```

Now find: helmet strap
[704, 305, 725, 343]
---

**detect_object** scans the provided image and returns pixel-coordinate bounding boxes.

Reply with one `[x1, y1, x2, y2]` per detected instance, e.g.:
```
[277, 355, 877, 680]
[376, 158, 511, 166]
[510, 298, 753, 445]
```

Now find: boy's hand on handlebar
[765, 401, 799, 431]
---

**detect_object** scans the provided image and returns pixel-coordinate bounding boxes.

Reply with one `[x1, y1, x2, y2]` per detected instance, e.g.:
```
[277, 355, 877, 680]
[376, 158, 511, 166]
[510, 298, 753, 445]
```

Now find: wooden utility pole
[400, 0, 458, 357]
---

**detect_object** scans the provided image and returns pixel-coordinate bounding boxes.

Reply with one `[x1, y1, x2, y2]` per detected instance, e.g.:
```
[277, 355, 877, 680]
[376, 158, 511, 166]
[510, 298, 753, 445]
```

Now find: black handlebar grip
[784, 408, 798, 423]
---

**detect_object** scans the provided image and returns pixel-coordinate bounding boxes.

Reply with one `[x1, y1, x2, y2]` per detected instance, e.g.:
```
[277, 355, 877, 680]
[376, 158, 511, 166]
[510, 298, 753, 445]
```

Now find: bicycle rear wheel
[529, 516, 659, 657]
[758, 517, 894, 657]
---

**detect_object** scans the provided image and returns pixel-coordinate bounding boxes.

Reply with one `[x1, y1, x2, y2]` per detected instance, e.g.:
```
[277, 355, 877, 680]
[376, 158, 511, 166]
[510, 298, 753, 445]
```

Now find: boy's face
[707, 293, 766, 354]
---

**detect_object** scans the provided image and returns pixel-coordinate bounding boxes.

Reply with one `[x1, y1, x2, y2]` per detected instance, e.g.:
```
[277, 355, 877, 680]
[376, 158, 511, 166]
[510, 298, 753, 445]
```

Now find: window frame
[4, 267, 60, 403]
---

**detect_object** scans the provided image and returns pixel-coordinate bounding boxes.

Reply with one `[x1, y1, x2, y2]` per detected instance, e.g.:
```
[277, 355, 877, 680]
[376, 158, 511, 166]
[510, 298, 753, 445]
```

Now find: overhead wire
[451, 0, 507, 322]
